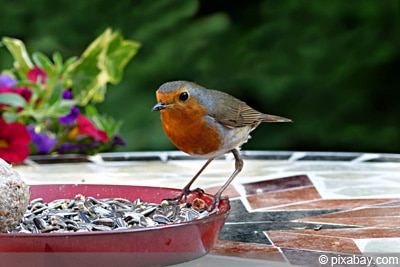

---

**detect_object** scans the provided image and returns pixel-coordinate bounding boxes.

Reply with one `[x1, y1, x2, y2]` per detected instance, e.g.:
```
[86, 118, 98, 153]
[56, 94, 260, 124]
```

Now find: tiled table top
[15, 151, 400, 267]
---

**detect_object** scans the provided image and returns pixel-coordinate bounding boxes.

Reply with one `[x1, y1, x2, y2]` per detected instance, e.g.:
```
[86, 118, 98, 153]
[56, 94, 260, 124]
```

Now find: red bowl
[0, 184, 230, 267]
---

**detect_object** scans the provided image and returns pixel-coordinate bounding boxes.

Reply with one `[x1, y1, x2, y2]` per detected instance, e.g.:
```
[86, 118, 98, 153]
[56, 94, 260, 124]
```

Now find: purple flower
[58, 106, 80, 124]
[58, 89, 80, 124]
[27, 125, 57, 154]
[56, 141, 100, 154]
[0, 75, 17, 87]
[111, 134, 126, 148]
[62, 89, 73, 100]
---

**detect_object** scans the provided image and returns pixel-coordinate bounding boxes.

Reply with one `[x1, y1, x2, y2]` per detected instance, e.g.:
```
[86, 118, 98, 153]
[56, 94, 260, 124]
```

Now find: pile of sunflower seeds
[10, 195, 215, 234]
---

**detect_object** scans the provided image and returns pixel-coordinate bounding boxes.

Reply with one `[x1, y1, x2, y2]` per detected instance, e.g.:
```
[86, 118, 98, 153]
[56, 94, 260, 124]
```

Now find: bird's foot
[207, 194, 228, 212]
[162, 187, 205, 206]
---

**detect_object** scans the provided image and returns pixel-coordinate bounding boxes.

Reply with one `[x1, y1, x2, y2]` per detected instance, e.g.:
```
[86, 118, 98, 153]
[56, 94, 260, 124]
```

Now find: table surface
[15, 151, 400, 267]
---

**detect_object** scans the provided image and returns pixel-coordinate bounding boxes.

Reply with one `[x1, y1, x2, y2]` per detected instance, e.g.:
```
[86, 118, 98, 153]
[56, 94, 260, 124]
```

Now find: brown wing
[207, 89, 292, 128]
[207, 89, 265, 128]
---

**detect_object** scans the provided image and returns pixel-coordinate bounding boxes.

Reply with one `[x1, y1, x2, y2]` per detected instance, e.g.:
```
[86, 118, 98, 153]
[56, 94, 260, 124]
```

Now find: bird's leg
[208, 149, 243, 212]
[165, 157, 215, 204]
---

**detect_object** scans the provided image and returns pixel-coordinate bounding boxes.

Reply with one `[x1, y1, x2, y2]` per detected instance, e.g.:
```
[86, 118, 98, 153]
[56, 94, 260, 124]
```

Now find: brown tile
[204, 184, 240, 199]
[243, 175, 312, 195]
[247, 186, 321, 210]
[276, 228, 400, 239]
[298, 207, 400, 227]
[300, 217, 400, 227]
[266, 198, 400, 211]
[211, 240, 286, 262]
[318, 207, 400, 217]
[373, 200, 400, 207]
[267, 230, 361, 254]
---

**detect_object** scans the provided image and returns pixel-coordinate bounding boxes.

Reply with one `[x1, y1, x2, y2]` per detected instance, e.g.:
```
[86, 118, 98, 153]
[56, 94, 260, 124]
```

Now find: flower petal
[58, 106, 80, 124]
[28, 66, 48, 84]
[76, 115, 108, 143]
[0, 118, 31, 163]
[0, 75, 17, 87]
[27, 125, 57, 154]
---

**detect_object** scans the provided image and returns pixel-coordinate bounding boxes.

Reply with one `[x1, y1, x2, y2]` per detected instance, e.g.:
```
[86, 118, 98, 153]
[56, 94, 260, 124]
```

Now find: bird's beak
[152, 102, 169, 111]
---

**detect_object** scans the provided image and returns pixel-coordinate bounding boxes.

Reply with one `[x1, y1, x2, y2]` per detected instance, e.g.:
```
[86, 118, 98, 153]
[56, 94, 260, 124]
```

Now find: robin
[152, 81, 292, 210]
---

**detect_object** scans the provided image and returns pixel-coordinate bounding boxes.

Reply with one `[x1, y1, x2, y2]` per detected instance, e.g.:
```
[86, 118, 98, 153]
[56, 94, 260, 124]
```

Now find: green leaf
[104, 33, 140, 84]
[48, 80, 64, 106]
[14, 80, 40, 89]
[68, 56, 103, 105]
[67, 28, 111, 105]
[61, 56, 78, 73]
[2, 37, 33, 78]
[52, 52, 63, 71]
[48, 99, 76, 117]
[32, 52, 54, 75]
[85, 104, 98, 116]
[30, 99, 76, 121]
[0, 93, 27, 107]
[89, 113, 122, 138]
[2, 112, 18, 123]
[67, 28, 140, 106]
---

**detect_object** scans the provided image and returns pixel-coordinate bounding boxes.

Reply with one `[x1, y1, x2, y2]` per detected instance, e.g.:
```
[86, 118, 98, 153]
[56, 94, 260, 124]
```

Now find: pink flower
[28, 66, 48, 84]
[0, 118, 31, 163]
[67, 115, 108, 143]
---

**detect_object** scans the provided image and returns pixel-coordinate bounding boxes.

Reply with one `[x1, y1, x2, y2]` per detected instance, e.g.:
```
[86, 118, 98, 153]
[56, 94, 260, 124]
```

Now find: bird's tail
[261, 114, 292, 123]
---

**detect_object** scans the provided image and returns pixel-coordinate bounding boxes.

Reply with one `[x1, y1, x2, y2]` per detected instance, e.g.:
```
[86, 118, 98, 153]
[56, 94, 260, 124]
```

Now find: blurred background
[1, 0, 399, 153]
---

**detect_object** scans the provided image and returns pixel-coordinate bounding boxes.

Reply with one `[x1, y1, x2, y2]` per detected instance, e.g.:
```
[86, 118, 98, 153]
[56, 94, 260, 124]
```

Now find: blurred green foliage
[1, 0, 399, 153]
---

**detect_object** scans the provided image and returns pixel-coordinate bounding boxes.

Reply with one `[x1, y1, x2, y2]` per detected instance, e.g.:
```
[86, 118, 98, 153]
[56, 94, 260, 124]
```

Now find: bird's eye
[179, 91, 189, 101]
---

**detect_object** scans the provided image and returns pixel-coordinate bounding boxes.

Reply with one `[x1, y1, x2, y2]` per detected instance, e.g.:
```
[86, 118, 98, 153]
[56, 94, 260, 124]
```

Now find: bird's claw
[162, 187, 227, 214]
[162, 187, 205, 205]
[207, 194, 229, 212]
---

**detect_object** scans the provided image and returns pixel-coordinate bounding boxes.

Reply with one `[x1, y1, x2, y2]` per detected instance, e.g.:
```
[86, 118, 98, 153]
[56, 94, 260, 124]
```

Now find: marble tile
[218, 222, 273, 245]
[204, 184, 241, 199]
[267, 230, 362, 254]
[367, 155, 400, 163]
[300, 217, 400, 227]
[243, 175, 312, 195]
[323, 207, 400, 217]
[211, 240, 286, 262]
[281, 248, 377, 267]
[175, 254, 290, 267]
[278, 228, 400, 239]
[355, 238, 400, 253]
[266, 199, 400, 211]
[298, 154, 358, 161]
[375, 200, 400, 207]
[332, 185, 400, 198]
[247, 186, 321, 210]
[12, 151, 400, 266]
[298, 207, 400, 227]
[222, 198, 345, 224]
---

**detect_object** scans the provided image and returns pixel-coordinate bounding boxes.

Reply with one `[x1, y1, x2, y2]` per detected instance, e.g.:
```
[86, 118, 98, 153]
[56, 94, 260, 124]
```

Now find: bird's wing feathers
[207, 90, 264, 128]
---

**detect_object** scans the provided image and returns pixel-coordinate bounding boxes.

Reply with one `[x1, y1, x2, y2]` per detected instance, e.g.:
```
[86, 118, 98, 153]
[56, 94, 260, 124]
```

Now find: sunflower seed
[11, 194, 214, 234]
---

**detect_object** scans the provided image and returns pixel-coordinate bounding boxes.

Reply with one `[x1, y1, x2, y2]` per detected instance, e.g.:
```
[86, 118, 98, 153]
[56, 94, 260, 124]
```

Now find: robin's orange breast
[160, 98, 221, 156]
